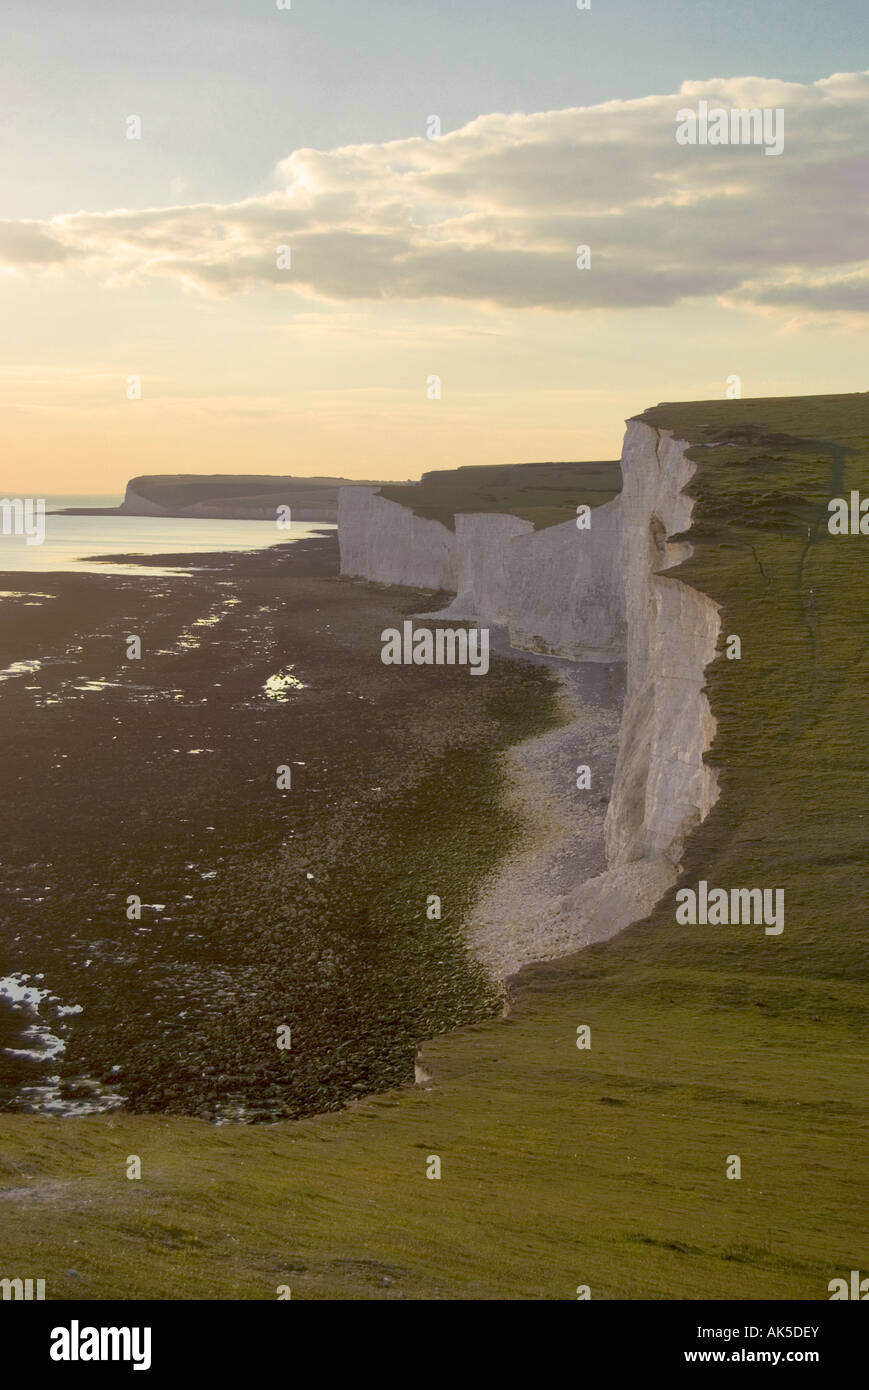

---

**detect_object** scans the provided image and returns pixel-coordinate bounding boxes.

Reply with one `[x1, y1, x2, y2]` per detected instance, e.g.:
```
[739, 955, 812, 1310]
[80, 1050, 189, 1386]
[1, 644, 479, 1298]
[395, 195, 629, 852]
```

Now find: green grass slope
[377, 460, 622, 531]
[1, 394, 866, 1300]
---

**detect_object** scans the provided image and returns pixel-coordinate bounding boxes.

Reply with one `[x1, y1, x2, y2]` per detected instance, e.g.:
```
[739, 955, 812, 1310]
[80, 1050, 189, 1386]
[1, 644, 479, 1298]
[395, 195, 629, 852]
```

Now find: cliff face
[445, 513, 533, 624]
[337, 486, 456, 589]
[559, 420, 721, 952]
[339, 488, 626, 660]
[605, 421, 720, 870]
[121, 486, 167, 516]
[506, 497, 624, 661]
[337, 421, 721, 966]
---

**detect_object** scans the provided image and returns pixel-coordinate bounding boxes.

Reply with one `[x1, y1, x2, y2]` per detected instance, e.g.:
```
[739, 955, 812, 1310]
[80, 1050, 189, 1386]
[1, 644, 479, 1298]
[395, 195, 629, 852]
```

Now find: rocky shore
[0, 533, 566, 1121]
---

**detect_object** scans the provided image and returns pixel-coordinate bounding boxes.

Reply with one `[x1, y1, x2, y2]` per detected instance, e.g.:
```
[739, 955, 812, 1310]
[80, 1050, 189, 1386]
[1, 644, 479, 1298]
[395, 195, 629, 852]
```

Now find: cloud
[2, 72, 867, 316]
[0, 220, 87, 266]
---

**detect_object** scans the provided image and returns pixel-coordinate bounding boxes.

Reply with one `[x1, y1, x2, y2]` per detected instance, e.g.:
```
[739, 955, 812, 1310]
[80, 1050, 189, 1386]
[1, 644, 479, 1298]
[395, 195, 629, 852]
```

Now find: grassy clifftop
[377, 459, 622, 530]
[632, 392, 868, 986]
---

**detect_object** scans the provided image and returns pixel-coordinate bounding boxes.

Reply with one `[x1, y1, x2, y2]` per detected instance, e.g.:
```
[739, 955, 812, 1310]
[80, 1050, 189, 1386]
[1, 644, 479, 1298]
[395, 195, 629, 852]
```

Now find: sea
[0, 494, 334, 576]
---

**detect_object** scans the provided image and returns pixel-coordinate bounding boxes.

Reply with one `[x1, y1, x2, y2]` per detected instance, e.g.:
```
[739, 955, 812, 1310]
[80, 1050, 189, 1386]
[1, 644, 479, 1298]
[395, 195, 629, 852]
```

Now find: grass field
[377, 460, 622, 531]
[1, 394, 866, 1300]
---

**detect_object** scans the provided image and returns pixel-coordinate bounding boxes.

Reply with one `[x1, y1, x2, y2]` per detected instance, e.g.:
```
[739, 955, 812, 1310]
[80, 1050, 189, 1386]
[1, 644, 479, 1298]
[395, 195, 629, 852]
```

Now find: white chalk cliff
[120, 487, 167, 517]
[337, 486, 456, 590]
[552, 420, 721, 964]
[338, 485, 626, 661]
[337, 419, 721, 972]
[605, 421, 720, 870]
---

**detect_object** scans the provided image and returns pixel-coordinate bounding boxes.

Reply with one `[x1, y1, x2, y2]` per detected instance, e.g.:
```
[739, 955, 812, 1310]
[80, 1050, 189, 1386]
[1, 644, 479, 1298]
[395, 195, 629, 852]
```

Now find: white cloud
[2, 71, 867, 316]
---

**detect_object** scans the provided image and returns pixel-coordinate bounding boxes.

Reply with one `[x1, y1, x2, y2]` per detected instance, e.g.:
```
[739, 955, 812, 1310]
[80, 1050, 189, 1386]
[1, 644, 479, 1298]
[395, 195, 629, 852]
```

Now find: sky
[1, 0, 867, 492]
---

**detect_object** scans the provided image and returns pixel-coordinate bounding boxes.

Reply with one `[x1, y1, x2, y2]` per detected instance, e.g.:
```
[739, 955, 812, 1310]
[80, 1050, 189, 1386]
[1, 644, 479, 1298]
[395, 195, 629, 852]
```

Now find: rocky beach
[0, 529, 573, 1121]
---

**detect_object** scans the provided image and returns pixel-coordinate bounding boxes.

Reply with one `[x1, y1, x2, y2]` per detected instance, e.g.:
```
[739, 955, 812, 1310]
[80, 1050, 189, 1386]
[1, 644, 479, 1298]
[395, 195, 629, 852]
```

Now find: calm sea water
[0, 495, 334, 576]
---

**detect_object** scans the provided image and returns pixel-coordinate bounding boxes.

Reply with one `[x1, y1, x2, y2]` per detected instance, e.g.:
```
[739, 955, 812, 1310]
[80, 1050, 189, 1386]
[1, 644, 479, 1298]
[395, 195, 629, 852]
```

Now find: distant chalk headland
[56, 473, 387, 523]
